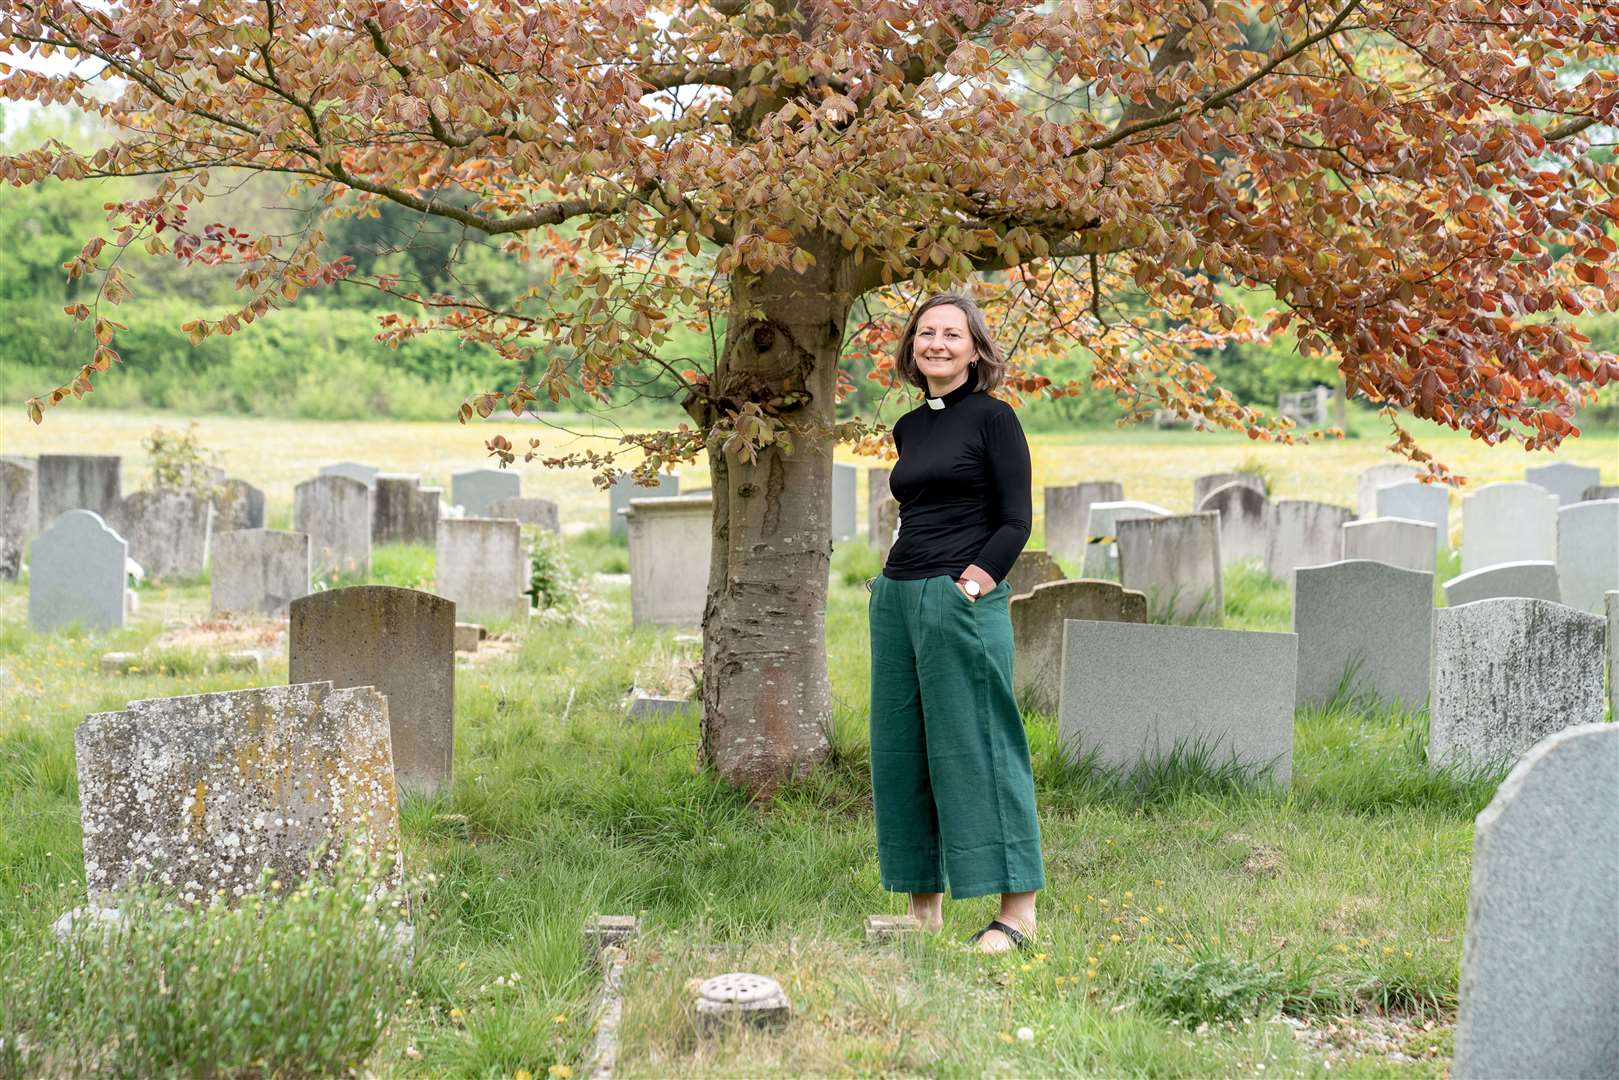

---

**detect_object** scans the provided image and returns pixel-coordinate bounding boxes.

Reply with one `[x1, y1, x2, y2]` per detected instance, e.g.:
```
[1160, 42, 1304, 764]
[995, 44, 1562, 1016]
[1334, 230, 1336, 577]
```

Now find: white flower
[1016, 1026, 1034, 1042]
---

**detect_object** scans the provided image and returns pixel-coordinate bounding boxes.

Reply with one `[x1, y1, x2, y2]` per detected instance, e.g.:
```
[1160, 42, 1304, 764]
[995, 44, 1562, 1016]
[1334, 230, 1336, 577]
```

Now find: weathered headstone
[1044, 481, 1124, 563]
[210, 529, 310, 616]
[289, 586, 455, 796]
[1607, 591, 1618, 720]
[1191, 472, 1263, 512]
[1117, 512, 1222, 624]
[1294, 560, 1433, 709]
[76, 681, 402, 905]
[453, 622, 484, 653]
[1583, 483, 1618, 503]
[1342, 517, 1437, 575]
[112, 489, 214, 581]
[372, 474, 440, 545]
[626, 693, 696, 722]
[1356, 463, 1421, 518]
[1524, 461, 1602, 507]
[1556, 499, 1618, 614]
[1375, 480, 1450, 557]
[867, 467, 892, 544]
[318, 461, 380, 488]
[0, 456, 37, 579]
[832, 462, 857, 542]
[1010, 579, 1147, 713]
[1196, 481, 1270, 568]
[1265, 500, 1354, 585]
[625, 494, 712, 626]
[1081, 501, 1170, 579]
[609, 471, 679, 539]
[874, 496, 899, 565]
[487, 496, 561, 532]
[1003, 548, 1065, 598]
[293, 475, 372, 577]
[1442, 561, 1561, 608]
[1058, 620, 1297, 786]
[1452, 724, 1617, 1080]
[1277, 386, 1330, 427]
[1461, 481, 1557, 572]
[28, 510, 127, 632]
[37, 454, 122, 525]
[435, 517, 530, 621]
[211, 478, 266, 532]
[451, 467, 521, 518]
[1430, 598, 1606, 772]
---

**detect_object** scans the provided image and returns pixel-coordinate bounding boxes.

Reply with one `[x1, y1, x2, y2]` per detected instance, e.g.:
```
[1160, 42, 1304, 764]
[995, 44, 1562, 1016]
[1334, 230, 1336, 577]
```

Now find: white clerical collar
[924, 379, 975, 410]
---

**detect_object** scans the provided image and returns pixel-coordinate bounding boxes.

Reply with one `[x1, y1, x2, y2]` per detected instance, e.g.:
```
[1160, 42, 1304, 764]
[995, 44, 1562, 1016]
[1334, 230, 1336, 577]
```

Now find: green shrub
[527, 528, 577, 610]
[1137, 955, 1291, 1025]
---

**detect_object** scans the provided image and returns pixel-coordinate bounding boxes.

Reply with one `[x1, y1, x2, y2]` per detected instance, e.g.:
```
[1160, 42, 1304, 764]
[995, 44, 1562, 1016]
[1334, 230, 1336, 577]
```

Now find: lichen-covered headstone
[1265, 500, 1354, 585]
[609, 471, 678, 539]
[1003, 548, 1065, 598]
[372, 474, 440, 545]
[75, 681, 401, 905]
[318, 461, 379, 488]
[436, 517, 530, 621]
[450, 467, 521, 518]
[487, 496, 561, 532]
[1555, 498, 1618, 613]
[212, 478, 266, 532]
[625, 495, 711, 626]
[874, 495, 899, 564]
[1442, 560, 1560, 608]
[1523, 461, 1602, 507]
[1461, 481, 1557, 572]
[1117, 513, 1222, 624]
[28, 510, 127, 632]
[1356, 463, 1421, 518]
[210, 529, 310, 616]
[294, 474, 372, 577]
[1192, 472, 1263, 512]
[1375, 480, 1450, 557]
[1010, 579, 1147, 713]
[1342, 517, 1437, 575]
[0, 456, 37, 580]
[37, 454, 122, 525]
[1196, 482, 1270, 569]
[289, 586, 455, 796]
[1608, 591, 1618, 720]
[112, 489, 214, 580]
[1294, 560, 1432, 709]
[866, 467, 892, 545]
[1043, 481, 1124, 563]
[1430, 598, 1605, 773]
[1453, 724, 1617, 1079]
[1081, 500, 1170, 579]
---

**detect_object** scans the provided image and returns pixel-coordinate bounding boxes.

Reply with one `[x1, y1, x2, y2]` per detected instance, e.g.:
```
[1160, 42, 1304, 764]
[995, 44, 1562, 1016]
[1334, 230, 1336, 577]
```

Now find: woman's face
[912, 304, 975, 389]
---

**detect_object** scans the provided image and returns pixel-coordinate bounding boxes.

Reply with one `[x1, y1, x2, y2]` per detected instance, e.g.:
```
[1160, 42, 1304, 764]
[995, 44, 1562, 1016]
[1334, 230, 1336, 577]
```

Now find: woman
[868, 292, 1044, 954]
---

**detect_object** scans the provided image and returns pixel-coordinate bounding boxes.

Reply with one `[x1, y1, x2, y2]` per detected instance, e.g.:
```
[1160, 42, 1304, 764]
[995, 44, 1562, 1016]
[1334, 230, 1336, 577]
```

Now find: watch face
[965, 579, 980, 596]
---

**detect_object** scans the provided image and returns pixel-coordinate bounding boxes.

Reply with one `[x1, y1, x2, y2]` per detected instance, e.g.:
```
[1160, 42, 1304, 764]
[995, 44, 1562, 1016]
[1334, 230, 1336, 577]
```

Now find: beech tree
[5, 1, 1616, 797]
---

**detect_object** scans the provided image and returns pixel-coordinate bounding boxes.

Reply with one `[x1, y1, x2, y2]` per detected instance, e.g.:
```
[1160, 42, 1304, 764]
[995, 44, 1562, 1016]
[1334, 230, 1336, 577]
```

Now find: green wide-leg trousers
[867, 573, 1045, 899]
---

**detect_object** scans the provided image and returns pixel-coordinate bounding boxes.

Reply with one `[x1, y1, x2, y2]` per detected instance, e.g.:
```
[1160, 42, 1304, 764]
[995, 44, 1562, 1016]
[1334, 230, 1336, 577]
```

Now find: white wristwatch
[961, 578, 981, 597]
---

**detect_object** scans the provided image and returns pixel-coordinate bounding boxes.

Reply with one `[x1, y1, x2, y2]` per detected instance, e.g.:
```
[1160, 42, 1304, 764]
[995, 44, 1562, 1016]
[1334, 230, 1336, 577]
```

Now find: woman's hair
[893, 292, 1007, 394]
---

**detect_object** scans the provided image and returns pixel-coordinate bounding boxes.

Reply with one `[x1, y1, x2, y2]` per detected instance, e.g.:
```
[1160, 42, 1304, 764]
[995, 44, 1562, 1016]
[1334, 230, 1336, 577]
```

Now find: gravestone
[1003, 549, 1064, 598]
[1442, 561, 1560, 608]
[37, 454, 122, 525]
[867, 467, 892, 544]
[293, 475, 372, 577]
[1196, 482, 1270, 568]
[210, 529, 310, 616]
[112, 489, 214, 580]
[289, 586, 455, 795]
[318, 461, 379, 488]
[212, 478, 266, 532]
[1375, 480, 1450, 557]
[28, 510, 127, 632]
[1265, 500, 1354, 584]
[1342, 517, 1437, 575]
[1294, 560, 1433, 709]
[1191, 472, 1263, 512]
[1058, 620, 1297, 786]
[435, 517, 530, 621]
[874, 496, 900, 565]
[1277, 386, 1330, 426]
[832, 462, 857, 542]
[1524, 461, 1602, 507]
[1584, 483, 1618, 502]
[1356, 463, 1421, 518]
[1608, 592, 1618, 720]
[76, 681, 402, 905]
[626, 693, 696, 723]
[625, 494, 712, 626]
[1117, 512, 1222, 624]
[451, 467, 521, 518]
[373, 474, 440, 545]
[609, 471, 679, 539]
[488, 496, 561, 532]
[1461, 481, 1557, 573]
[1044, 481, 1123, 563]
[1556, 499, 1618, 613]
[1081, 501, 1170, 579]
[0, 456, 37, 580]
[1452, 724, 1617, 1080]
[1430, 598, 1606, 772]
[1010, 580, 1147, 713]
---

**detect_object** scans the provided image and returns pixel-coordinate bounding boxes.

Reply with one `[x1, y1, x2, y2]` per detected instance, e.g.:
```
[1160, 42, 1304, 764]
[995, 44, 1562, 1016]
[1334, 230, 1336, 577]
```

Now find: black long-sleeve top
[881, 378, 1032, 584]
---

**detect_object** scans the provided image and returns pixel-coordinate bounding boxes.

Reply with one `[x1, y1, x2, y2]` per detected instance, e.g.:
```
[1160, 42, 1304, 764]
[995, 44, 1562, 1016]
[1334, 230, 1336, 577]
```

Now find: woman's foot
[908, 893, 944, 931]
[973, 913, 1034, 954]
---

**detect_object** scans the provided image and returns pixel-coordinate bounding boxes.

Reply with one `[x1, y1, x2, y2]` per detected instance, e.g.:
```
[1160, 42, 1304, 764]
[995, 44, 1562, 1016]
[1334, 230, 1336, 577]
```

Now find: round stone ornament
[692, 972, 791, 1033]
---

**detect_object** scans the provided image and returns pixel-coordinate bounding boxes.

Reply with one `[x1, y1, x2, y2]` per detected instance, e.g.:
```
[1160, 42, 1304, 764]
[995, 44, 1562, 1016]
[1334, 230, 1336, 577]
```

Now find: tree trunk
[696, 243, 855, 799]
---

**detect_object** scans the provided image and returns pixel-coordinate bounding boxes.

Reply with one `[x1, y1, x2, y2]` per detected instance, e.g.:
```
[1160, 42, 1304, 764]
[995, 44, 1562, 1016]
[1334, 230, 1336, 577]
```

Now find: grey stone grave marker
[1081, 500, 1170, 579]
[1583, 483, 1617, 502]
[436, 517, 529, 621]
[1196, 481, 1270, 568]
[1010, 579, 1147, 713]
[1442, 560, 1560, 607]
[212, 478, 265, 532]
[1058, 621, 1297, 786]
[832, 462, 857, 542]
[626, 494, 712, 626]
[1003, 548, 1064, 598]
[1376, 480, 1450, 557]
[1461, 481, 1557, 572]
[373, 474, 440, 545]
[1192, 471, 1263, 513]
[289, 586, 455, 796]
[867, 467, 892, 544]
[1044, 481, 1123, 563]
[112, 489, 213, 580]
[1430, 598, 1605, 772]
[1294, 560, 1432, 709]
[1278, 386, 1330, 426]
[1117, 512, 1222, 624]
[1356, 463, 1420, 518]
[210, 528, 310, 616]
[28, 510, 127, 632]
[38, 454, 122, 525]
[1608, 591, 1618, 719]
[1524, 461, 1602, 507]
[1265, 500, 1354, 585]
[1556, 498, 1618, 613]
[609, 471, 678, 539]
[1, 456, 37, 580]
[451, 467, 520, 518]
[318, 461, 379, 488]
[294, 474, 372, 577]
[488, 496, 561, 532]
[1342, 517, 1437, 575]
[1452, 724, 1617, 1080]
[874, 496, 899, 565]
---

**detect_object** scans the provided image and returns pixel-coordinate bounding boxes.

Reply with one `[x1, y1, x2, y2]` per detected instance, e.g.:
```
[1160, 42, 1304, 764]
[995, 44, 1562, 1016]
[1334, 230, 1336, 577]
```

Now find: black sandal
[967, 918, 1030, 951]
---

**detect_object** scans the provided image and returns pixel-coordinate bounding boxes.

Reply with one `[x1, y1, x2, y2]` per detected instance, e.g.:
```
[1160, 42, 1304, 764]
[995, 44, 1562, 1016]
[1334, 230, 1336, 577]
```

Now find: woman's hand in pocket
[955, 564, 996, 602]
